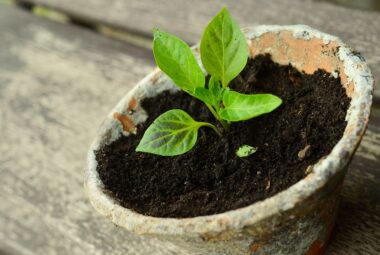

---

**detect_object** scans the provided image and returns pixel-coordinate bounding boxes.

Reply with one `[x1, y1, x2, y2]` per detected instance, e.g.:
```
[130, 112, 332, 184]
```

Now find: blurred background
[1, 0, 379, 255]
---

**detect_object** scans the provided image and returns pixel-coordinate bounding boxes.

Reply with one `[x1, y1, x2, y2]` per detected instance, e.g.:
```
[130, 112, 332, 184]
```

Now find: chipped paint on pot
[85, 25, 373, 255]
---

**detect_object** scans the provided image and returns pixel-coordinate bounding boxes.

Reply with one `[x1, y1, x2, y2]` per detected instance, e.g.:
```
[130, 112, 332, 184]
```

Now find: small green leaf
[219, 90, 282, 121]
[153, 29, 205, 93]
[208, 76, 225, 109]
[194, 76, 228, 112]
[200, 8, 248, 87]
[193, 87, 215, 106]
[136, 109, 219, 156]
[208, 76, 221, 96]
[236, 145, 257, 157]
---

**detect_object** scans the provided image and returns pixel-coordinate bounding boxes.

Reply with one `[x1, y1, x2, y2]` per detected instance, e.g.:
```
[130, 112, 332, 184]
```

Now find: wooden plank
[16, 0, 380, 101]
[0, 6, 185, 255]
[327, 108, 380, 254]
[0, 5, 379, 255]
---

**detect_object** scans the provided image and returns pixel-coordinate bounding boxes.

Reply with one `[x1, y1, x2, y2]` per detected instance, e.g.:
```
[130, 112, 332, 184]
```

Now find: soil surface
[96, 54, 350, 218]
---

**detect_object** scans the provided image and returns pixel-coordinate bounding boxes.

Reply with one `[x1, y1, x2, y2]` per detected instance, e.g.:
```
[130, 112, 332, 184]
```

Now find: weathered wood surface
[17, 0, 380, 101]
[0, 4, 379, 255]
[327, 109, 380, 254]
[0, 6, 181, 255]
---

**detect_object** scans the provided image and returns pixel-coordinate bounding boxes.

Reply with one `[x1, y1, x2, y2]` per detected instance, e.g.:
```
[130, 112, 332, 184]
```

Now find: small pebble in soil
[298, 144, 312, 160]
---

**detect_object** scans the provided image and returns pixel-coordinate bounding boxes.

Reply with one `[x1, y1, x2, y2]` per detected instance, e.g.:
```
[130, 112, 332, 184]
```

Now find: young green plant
[136, 7, 282, 156]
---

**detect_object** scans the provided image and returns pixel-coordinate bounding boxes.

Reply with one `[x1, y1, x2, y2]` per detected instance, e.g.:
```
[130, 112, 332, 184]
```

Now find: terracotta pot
[85, 25, 373, 255]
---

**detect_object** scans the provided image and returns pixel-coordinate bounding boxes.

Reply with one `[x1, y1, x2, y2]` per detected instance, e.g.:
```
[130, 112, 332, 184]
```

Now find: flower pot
[85, 25, 373, 255]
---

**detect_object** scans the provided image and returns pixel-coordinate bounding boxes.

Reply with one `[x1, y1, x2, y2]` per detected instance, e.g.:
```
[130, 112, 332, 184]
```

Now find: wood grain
[327, 109, 380, 254]
[0, 6, 183, 255]
[0, 4, 379, 255]
[17, 0, 380, 101]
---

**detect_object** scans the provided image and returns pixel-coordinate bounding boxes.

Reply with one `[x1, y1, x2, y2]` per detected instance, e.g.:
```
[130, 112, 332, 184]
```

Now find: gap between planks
[12, 0, 153, 50]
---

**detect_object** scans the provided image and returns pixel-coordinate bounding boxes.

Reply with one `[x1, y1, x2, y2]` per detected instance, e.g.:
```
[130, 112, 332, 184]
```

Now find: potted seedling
[136, 24, 282, 156]
[86, 8, 373, 255]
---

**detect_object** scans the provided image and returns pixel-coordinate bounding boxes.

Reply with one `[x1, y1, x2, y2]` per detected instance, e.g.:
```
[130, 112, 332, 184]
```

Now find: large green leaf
[200, 8, 248, 88]
[219, 90, 282, 121]
[153, 29, 205, 93]
[136, 109, 218, 156]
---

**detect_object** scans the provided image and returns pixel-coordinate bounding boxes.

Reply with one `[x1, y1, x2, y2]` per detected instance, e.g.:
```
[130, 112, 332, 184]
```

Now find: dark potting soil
[96, 54, 350, 218]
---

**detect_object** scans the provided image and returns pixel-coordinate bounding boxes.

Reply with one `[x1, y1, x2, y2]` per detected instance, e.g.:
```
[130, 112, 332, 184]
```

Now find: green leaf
[219, 90, 282, 121]
[208, 76, 222, 98]
[200, 8, 248, 87]
[193, 87, 215, 106]
[153, 29, 205, 93]
[194, 76, 228, 113]
[208, 76, 226, 110]
[136, 109, 219, 156]
[236, 145, 257, 157]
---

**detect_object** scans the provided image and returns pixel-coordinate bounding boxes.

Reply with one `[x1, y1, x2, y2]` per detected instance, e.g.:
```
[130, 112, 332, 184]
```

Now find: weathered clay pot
[85, 25, 373, 255]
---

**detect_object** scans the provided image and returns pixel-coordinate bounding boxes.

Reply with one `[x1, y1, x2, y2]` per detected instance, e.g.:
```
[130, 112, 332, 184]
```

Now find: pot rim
[85, 25, 373, 237]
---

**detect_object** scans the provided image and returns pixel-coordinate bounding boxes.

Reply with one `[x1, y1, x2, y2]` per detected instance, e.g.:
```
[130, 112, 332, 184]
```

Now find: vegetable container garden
[85, 22, 373, 255]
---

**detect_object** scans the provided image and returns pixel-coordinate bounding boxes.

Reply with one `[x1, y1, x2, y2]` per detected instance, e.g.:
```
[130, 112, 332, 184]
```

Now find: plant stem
[201, 122, 222, 137]
[206, 104, 229, 131]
